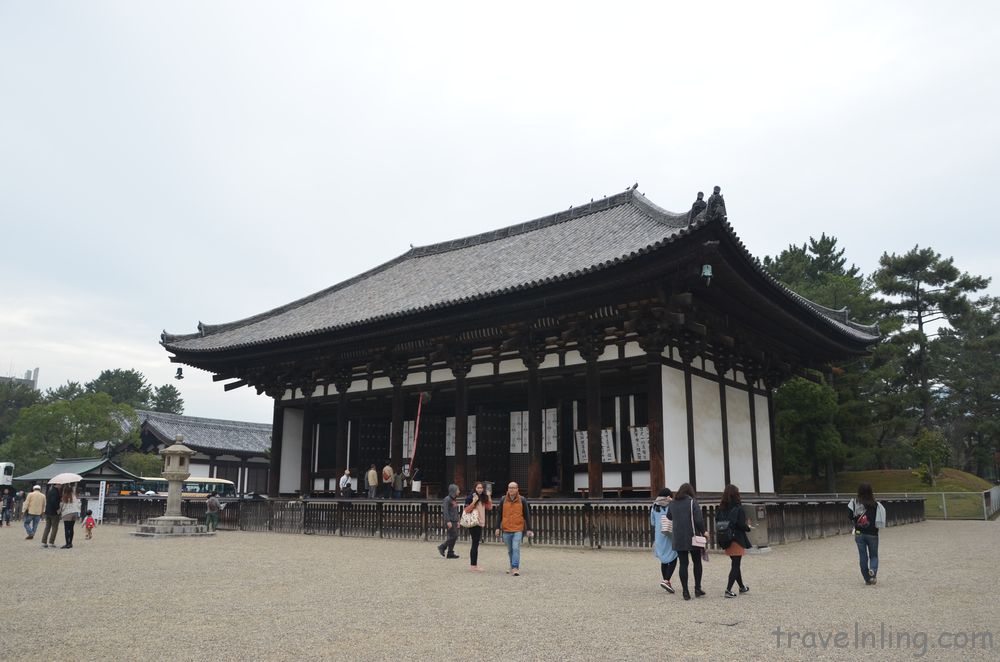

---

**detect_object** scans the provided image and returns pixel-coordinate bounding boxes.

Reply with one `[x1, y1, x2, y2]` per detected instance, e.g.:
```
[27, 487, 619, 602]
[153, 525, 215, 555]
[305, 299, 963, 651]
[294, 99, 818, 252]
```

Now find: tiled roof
[133, 410, 271, 456]
[15, 457, 139, 482]
[162, 187, 878, 353]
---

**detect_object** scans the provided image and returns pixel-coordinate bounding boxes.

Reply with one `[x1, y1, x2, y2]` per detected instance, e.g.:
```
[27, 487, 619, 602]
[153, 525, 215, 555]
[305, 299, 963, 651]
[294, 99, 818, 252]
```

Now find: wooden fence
[91, 496, 925, 550]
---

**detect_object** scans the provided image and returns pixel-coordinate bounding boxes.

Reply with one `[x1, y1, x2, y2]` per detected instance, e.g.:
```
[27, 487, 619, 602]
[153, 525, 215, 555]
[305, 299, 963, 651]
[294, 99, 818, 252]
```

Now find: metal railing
[782, 489, 999, 521]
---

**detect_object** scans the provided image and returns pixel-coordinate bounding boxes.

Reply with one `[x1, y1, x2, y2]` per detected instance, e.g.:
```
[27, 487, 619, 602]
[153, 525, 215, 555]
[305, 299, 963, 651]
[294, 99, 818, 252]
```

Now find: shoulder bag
[460, 509, 481, 528]
[690, 501, 707, 548]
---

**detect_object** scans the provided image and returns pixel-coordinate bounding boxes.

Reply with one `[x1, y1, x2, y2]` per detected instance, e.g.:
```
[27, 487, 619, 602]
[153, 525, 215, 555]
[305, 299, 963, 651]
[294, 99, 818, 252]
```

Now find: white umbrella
[48, 472, 83, 485]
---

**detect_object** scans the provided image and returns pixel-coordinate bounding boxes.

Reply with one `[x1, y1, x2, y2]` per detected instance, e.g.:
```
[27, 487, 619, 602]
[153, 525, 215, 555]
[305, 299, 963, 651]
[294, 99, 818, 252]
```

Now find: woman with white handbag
[462, 481, 493, 572]
[650, 487, 678, 593]
[666, 483, 707, 600]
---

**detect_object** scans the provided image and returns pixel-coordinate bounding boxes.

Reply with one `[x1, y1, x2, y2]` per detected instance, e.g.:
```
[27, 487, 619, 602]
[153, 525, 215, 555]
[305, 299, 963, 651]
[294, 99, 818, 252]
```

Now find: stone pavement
[2, 519, 997, 661]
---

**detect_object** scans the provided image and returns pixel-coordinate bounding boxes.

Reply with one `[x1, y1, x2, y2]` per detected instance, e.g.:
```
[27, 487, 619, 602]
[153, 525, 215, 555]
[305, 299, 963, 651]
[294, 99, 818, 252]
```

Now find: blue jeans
[855, 533, 879, 581]
[24, 514, 41, 536]
[503, 531, 523, 569]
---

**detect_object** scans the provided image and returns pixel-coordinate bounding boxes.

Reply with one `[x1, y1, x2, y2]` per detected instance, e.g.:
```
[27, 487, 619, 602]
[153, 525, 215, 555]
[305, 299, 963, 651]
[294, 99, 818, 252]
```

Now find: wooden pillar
[747, 372, 761, 494]
[300, 405, 314, 496]
[577, 329, 605, 498]
[453, 371, 469, 491]
[390, 382, 404, 471]
[683, 368, 696, 491]
[767, 387, 778, 494]
[717, 361, 732, 488]
[267, 402, 284, 497]
[559, 398, 574, 496]
[645, 346, 665, 496]
[334, 371, 352, 493]
[519, 337, 546, 499]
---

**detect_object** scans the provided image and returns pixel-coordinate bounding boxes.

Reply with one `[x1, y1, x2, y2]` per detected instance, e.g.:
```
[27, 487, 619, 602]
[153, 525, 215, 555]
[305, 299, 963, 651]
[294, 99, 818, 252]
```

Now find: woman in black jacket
[718, 484, 752, 598]
[666, 483, 706, 600]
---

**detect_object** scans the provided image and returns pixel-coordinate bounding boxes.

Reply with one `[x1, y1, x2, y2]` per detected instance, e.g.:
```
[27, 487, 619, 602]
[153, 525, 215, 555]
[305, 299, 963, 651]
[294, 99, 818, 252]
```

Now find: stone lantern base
[131, 515, 215, 538]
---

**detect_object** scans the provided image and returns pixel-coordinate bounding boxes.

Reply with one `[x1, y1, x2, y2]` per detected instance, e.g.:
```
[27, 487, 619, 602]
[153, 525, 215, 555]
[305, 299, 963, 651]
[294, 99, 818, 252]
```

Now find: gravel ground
[2, 519, 997, 661]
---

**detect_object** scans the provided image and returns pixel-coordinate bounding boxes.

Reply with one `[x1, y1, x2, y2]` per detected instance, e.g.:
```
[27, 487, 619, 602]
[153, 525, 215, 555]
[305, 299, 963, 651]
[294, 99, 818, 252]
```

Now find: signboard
[446, 416, 478, 456]
[600, 428, 616, 463]
[94, 480, 107, 523]
[574, 431, 588, 464]
[629, 426, 650, 462]
[509, 411, 529, 453]
[543, 408, 558, 452]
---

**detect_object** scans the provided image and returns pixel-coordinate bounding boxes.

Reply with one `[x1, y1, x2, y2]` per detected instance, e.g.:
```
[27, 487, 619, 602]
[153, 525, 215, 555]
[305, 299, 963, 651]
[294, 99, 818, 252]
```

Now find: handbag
[690, 501, 707, 548]
[660, 513, 673, 533]
[460, 509, 481, 528]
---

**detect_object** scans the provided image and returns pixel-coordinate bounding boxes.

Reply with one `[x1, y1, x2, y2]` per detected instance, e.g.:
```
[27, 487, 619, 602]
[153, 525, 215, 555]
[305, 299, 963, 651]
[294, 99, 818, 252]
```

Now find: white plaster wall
[704, 359, 716, 375]
[370, 377, 391, 391]
[692, 375, 725, 493]
[403, 372, 426, 387]
[279, 408, 304, 493]
[282, 389, 293, 401]
[564, 350, 583, 366]
[726, 386, 756, 491]
[754, 394, 775, 492]
[623, 341, 643, 358]
[314, 478, 325, 490]
[312, 385, 324, 398]
[498, 359, 527, 375]
[430, 369, 453, 383]
[597, 346, 617, 362]
[347, 379, 366, 393]
[468, 363, 493, 379]
[661, 365, 688, 491]
[574, 472, 588, 491]
[631, 470, 651, 488]
[602, 472, 622, 488]
[187, 463, 210, 478]
[539, 354, 560, 370]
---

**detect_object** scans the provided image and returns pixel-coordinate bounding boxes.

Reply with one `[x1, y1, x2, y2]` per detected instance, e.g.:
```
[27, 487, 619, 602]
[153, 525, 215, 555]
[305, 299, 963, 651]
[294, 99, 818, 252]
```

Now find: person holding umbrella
[59, 483, 81, 548]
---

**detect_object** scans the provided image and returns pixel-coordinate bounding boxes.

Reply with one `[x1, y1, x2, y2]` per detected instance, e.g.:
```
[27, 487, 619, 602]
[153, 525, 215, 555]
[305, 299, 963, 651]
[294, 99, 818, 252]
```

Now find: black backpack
[715, 507, 736, 549]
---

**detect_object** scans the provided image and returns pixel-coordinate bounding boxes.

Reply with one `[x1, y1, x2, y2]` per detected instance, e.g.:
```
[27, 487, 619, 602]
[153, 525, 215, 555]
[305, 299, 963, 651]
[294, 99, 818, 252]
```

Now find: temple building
[161, 186, 878, 499]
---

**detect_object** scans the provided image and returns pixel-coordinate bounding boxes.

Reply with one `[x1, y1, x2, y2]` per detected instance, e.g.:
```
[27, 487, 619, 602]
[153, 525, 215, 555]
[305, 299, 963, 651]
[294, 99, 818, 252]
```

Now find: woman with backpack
[717, 484, 752, 598]
[847, 483, 886, 585]
[666, 483, 707, 600]
[650, 487, 679, 593]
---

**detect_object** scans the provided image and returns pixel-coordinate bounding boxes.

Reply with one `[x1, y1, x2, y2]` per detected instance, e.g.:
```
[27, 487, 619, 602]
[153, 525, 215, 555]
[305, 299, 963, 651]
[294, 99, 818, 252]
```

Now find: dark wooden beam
[267, 404, 284, 497]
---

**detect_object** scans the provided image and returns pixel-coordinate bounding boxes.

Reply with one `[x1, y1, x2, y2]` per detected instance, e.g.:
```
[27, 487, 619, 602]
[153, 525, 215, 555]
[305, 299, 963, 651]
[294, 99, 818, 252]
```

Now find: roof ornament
[688, 191, 707, 226]
[705, 185, 727, 223]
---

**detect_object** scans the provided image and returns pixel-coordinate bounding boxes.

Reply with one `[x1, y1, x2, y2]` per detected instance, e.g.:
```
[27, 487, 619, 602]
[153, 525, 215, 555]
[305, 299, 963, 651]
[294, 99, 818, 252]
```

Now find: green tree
[151, 384, 184, 414]
[85, 369, 153, 409]
[934, 298, 1000, 477]
[911, 428, 950, 486]
[44, 381, 85, 402]
[117, 451, 163, 478]
[0, 380, 40, 445]
[873, 246, 990, 428]
[774, 377, 846, 491]
[0, 393, 138, 473]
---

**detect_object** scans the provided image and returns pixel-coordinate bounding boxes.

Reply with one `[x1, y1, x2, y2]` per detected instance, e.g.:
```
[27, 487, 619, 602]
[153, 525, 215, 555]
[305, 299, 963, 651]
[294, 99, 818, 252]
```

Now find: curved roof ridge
[716, 220, 880, 339]
[135, 409, 271, 429]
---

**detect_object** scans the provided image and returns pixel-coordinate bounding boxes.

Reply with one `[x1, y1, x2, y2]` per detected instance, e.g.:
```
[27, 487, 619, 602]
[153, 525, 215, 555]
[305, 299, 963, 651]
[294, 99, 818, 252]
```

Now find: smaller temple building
[128, 410, 272, 495]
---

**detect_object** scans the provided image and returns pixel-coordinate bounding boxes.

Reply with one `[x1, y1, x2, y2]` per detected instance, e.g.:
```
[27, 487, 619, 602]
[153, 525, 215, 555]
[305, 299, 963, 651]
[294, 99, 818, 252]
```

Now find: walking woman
[463, 481, 492, 572]
[718, 485, 753, 598]
[848, 483, 886, 585]
[666, 483, 707, 600]
[59, 484, 81, 549]
[650, 487, 678, 593]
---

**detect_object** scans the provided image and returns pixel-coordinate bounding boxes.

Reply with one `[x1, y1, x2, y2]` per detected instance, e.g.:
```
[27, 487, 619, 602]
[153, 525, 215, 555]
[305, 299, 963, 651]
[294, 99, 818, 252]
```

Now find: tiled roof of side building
[161, 187, 879, 353]
[133, 410, 271, 455]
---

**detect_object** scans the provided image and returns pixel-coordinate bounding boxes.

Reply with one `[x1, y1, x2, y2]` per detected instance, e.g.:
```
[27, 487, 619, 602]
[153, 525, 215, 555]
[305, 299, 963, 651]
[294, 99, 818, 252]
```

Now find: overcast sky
[2, 1, 998, 424]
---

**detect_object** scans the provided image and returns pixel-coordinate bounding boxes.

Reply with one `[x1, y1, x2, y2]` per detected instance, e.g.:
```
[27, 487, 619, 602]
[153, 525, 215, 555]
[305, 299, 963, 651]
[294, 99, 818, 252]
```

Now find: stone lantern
[132, 434, 214, 537]
[162, 434, 195, 517]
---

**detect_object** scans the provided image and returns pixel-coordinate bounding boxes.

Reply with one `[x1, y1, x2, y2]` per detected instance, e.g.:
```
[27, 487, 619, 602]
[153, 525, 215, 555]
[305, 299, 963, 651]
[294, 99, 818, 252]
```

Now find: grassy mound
[780, 468, 993, 494]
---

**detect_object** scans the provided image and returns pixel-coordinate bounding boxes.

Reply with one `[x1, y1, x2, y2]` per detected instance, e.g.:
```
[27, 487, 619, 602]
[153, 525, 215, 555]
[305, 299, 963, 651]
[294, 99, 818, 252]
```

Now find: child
[84, 509, 96, 540]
